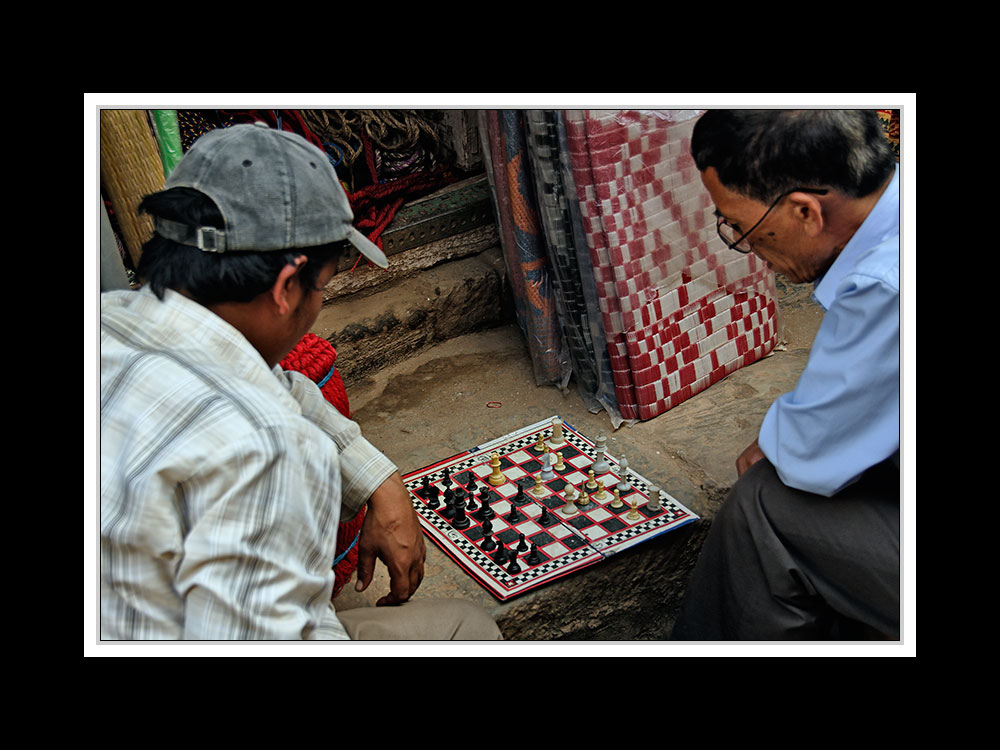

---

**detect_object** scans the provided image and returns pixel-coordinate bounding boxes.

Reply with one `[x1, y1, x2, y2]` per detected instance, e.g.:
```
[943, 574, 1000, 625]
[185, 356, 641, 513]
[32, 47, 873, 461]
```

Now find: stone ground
[329, 275, 839, 644]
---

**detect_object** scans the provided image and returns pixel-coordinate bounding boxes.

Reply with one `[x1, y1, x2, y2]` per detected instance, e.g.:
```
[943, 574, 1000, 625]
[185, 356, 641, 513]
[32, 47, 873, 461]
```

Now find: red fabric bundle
[280, 333, 364, 599]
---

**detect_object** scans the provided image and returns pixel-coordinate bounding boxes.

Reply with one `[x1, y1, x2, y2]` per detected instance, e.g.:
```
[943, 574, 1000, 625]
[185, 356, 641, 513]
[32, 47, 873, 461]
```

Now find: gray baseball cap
[154, 121, 388, 268]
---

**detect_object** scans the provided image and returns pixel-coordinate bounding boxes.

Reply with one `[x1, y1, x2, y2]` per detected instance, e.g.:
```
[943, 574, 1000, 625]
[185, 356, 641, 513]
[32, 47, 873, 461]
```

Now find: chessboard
[402, 416, 698, 601]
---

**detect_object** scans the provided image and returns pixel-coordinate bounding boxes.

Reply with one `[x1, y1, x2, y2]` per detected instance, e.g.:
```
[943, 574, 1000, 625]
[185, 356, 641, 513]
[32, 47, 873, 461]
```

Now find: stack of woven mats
[561, 110, 782, 421]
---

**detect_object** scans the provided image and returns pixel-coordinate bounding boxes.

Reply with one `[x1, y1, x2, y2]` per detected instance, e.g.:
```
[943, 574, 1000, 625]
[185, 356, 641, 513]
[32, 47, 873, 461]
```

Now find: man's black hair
[136, 187, 349, 306]
[690, 110, 897, 204]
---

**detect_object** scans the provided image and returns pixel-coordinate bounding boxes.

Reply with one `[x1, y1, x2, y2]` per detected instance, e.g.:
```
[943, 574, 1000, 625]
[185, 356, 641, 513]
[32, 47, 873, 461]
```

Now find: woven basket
[100, 109, 165, 268]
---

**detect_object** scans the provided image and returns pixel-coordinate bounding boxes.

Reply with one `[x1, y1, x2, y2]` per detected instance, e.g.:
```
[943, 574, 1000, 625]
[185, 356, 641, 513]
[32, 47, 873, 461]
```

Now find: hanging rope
[300, 109, 440, 179]
[297, 111, 456, 257]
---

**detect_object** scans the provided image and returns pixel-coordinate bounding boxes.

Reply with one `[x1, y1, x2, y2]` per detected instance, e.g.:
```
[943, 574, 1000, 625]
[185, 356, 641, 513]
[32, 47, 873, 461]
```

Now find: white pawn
[561, 486, 578, 516]
[617, 455, 631, 492]
[531, 474, 547, 496]
[646, 484, 662, 511]
[592, 435, 610, 474]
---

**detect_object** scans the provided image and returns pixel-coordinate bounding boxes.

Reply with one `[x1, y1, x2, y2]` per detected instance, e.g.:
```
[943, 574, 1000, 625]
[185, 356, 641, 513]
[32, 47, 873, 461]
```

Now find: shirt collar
[813, 164, 900, 309]
[120, 286, 296, 402]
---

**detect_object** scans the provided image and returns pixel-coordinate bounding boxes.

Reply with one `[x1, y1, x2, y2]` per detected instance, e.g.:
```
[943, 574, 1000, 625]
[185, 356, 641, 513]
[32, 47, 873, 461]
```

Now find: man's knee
[436, 598, 504, 640]
[712, 459, 782, 541]
[338, 598, 502, 641]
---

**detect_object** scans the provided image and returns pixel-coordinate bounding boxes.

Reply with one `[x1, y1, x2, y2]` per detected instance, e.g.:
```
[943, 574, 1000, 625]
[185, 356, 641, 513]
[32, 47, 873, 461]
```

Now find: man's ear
[269, 255, 308, 316]
[788, 191, 826, 238]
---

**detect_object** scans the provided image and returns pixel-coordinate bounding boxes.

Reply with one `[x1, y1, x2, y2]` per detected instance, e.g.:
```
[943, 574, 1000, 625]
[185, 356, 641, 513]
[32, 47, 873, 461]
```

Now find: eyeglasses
[716, 187, 828, 254]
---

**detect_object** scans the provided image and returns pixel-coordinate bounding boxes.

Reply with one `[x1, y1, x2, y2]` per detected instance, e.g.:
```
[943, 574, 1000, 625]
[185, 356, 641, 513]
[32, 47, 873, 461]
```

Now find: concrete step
[313, 226, 509, 387]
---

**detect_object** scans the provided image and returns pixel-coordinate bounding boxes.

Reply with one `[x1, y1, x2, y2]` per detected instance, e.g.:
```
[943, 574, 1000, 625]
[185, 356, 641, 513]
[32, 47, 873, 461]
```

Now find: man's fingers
[354, 548, 374, 592]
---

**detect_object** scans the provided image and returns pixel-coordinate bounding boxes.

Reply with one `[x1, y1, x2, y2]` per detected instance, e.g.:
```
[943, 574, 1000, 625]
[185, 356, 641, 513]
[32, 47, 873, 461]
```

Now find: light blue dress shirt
[758, 166, 900, 497]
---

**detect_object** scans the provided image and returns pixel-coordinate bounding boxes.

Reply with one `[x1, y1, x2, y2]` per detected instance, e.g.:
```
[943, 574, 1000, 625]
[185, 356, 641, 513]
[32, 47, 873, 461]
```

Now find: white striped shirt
[100, 287, 396, 640]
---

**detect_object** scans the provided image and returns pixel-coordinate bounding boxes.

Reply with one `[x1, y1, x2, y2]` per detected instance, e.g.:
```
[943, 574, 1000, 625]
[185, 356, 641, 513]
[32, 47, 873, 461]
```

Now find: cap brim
[346, 226, 388, 269]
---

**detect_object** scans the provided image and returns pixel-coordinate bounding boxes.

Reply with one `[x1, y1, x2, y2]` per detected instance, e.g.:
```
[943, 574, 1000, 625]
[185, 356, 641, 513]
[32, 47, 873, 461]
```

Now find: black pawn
[480, 520, 496, 551]
[442, 468, 452, 488]
[514, 484, 525, 505]
[492, 543, 509, 564]
[466, 487, 478, 513]
[539, 505, 553, 525]
[478, 489, 495, 521]
[506, 503, 523, 523]
[527, 543, 542, 565]
[517, 533, 528, 552]
[506, 547, 522, 574]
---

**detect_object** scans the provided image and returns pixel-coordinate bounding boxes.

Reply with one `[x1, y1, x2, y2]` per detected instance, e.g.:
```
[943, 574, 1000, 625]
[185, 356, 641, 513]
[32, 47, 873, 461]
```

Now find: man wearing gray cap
[100, 122, 501, 641]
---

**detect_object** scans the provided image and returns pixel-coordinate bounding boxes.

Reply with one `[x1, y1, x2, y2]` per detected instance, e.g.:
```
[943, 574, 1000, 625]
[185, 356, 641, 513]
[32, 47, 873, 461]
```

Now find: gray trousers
[337, 598, 503, 641]
[671, 458, 899, 640]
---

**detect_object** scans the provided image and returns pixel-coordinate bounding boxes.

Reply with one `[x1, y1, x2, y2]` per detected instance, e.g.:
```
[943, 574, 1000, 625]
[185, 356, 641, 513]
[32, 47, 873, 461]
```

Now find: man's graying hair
[690, 110, 896, 204]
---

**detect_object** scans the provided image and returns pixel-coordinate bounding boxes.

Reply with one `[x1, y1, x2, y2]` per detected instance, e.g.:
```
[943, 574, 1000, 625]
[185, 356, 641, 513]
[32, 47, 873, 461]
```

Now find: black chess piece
[492, 543, 508, 564]
[480, 520, 496, 551]
[517, 533, 528, 552]
[425, 481, 440, 509]
[527, 543, 542, 565]
[466, 490, 478, 513]
[452, 492, 470, 530]
[514, 484, 525, 505]
[506, 547, 522, 574]
[539, 505, 553, 525]
[442, 487, 455, 519]
[478, 489, 495, 521]
[442, 468, 452, 488]
[506, 503, 523, 523]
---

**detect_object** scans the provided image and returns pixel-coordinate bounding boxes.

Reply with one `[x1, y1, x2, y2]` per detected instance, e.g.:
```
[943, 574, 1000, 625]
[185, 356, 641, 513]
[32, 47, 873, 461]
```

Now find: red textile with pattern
[280, 333, 364, 599]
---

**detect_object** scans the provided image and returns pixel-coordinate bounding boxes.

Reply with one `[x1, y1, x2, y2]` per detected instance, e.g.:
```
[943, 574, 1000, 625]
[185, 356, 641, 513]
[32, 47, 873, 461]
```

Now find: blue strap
[317, 364, 337, 388]
[333, 530, 361, 566]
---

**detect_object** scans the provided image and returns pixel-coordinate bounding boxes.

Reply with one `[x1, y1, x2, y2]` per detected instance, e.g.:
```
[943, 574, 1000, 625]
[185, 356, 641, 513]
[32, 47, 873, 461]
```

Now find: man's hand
[736, 438, 766, 477]
[354, 472, 426, 606]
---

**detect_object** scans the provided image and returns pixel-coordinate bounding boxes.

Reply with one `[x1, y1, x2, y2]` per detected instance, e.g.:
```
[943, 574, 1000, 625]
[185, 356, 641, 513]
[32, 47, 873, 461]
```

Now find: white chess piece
[646, 484, 662, 511]
[540, 451, 555, 481]
[560, 486, 578, 516]
[547, 417, 565, 447]
[592, 435, 610, 474]
[617, 455, 631, 492]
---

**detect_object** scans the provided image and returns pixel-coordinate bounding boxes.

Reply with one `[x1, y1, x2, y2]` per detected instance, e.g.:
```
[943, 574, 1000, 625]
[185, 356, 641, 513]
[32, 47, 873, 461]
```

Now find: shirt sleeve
[276, 369, 397, 517]
[757, 271, 899, 497]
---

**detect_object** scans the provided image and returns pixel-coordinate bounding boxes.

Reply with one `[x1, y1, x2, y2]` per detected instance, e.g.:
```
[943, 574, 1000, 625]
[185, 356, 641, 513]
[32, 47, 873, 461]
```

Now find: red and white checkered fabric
[563, 110, 780, 420]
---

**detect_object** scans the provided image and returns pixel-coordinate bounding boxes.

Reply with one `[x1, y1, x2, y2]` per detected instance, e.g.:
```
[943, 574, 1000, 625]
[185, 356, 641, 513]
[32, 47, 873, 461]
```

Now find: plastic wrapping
[150, 110, 183, 178]
[479, 108, 782, 425]
[562, 109, 782, 421]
